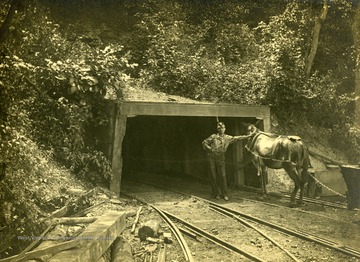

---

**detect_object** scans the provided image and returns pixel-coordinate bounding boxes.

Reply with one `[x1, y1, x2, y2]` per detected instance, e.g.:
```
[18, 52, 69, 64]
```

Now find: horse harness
[246, 131, 303, 165]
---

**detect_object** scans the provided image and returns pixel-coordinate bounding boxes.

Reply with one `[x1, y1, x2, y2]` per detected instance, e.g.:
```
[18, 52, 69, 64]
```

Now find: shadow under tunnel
[122, 115, 261, 188]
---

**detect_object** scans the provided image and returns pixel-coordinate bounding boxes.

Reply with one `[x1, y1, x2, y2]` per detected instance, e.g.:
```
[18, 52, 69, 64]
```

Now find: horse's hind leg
[298, 183, 305, 206]
[290, 182, 299, 208]
[298, 169, 309, 206]
[284, 166, 300, 208]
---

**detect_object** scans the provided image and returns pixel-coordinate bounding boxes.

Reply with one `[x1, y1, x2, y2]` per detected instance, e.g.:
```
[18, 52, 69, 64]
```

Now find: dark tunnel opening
[122, 115, 261, 188]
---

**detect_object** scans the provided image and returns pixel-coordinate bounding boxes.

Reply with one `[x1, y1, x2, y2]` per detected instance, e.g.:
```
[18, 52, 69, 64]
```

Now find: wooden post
[263, 116, 271, 132]
[233, 119, 245, 187]
[107, 101, 117, 160]
[110, 103, 127, 195]
[257, 119, 269, 184]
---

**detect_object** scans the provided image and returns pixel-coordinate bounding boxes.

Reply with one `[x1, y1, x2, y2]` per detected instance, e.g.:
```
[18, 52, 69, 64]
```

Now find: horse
[245, 124, 311, 207]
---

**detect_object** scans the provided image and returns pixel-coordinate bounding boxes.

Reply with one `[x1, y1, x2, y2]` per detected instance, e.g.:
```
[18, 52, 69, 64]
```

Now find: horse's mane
[248, 124, 279, 138]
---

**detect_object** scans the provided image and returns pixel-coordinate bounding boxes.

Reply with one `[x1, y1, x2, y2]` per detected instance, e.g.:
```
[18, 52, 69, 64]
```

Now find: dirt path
[120, 173, 360, 262]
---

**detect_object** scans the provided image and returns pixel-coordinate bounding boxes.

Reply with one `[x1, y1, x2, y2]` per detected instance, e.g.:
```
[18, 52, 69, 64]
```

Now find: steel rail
[120, 193, 194, 262]
[266, 192, 347, 210]
[149, 204, 195, 262]
[209, 205, 300, 262]
[193, 195, 360, 259]
[160, 209, 266, 262]
[121, 191, 265, 262]
[229, 195, 348, 224]
[125, 179, 360, 258]
[133, 176, 348, 210]
[130, 178, 349, 222]
[235, 185, 348, 209]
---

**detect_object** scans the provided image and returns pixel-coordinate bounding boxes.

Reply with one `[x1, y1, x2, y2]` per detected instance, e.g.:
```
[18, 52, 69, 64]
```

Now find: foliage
[1, 1, 137, 183]
[0, 0, 137, 249]
[1, 1, 360, 254]
[328, 123, 360, 163]
[132, 0, 360, 160]
[0, 138, 52, 253]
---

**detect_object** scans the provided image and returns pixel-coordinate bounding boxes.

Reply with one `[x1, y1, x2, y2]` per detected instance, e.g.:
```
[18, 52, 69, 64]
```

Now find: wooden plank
[51, 205, 70, 218]
[131, 206, 143, 234]
[156, 244, 166, 262]
[119, 101, 270, 118]
[71, 201, 108, 217]
[0, 240, 83, 262]
[309, 150, 344, 166]
[53, 217, 97, 225]
[48, 211, 126, 262]
[7, 222, 55, 262]
[110, 110, 127, 194]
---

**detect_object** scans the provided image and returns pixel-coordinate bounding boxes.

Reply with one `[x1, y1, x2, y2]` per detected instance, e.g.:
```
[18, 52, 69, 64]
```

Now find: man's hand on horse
[236, 135, 251, 141]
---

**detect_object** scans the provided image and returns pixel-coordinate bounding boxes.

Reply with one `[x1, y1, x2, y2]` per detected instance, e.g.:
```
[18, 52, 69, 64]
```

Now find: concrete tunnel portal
[109, 101, 271, 195]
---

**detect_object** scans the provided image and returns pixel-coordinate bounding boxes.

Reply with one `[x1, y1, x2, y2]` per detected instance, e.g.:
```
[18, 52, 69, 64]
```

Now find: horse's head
[247, 124, 259, 135]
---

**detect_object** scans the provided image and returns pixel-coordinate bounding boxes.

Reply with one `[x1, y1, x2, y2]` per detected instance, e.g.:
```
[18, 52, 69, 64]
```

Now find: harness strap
[246, 128, 301, 166]
[245, 146, 295, 165]
[247, 132, 262, 152]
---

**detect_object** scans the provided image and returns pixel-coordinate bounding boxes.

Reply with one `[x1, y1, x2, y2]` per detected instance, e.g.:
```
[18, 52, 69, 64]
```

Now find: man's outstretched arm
[235, 134, 252, 141]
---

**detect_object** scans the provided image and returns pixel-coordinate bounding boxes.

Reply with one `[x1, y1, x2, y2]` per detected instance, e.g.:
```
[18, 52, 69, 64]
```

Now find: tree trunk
[305, 0, 328, 80]
[0, 0, 20, 44]
[111, 236, 134, 262]
[353, 2, 360, 128]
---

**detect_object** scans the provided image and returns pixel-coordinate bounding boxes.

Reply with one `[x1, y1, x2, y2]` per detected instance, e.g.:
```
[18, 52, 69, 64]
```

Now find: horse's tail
[295, 141, 312, 176]
[304, 145, 313, 169]
[299, 143, 313, 184]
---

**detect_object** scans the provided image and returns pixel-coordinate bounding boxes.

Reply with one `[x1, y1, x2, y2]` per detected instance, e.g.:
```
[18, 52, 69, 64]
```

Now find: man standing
[202, 122, 250, 201]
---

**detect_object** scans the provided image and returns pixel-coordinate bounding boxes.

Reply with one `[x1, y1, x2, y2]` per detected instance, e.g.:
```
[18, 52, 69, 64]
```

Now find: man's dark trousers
[208, 153, 228, 197]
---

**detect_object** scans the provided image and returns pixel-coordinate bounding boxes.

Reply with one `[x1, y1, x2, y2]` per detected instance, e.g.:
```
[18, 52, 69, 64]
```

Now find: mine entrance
[122, 115, 255, 186]
[108, 101, 271, 194]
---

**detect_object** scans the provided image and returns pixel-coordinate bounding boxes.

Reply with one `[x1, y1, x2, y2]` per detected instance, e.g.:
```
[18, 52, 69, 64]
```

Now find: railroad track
[123, 192, 267, 262]
[265, 192, 348, 210]
[122, 191, 275, 262]
[226, 184, 349, 210]
[121, 179, 360, 262]
[150, 204, 195, 262]
[130, 178, 354, 224]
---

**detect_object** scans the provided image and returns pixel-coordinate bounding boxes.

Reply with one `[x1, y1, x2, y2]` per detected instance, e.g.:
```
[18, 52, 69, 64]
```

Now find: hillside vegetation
[0, 0, 359, 256]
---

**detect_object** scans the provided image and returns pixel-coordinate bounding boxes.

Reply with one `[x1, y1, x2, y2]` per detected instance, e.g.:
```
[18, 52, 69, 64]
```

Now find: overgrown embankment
[1, 0, 359, 257]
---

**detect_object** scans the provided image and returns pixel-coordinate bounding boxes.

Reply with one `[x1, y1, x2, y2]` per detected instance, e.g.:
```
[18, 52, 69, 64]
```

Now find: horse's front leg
[255, 158, 267, 196]
[260, 165, 268, 195]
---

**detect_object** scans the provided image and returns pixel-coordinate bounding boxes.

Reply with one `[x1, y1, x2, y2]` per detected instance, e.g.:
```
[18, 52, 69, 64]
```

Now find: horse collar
[247, 132, 261, 152]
